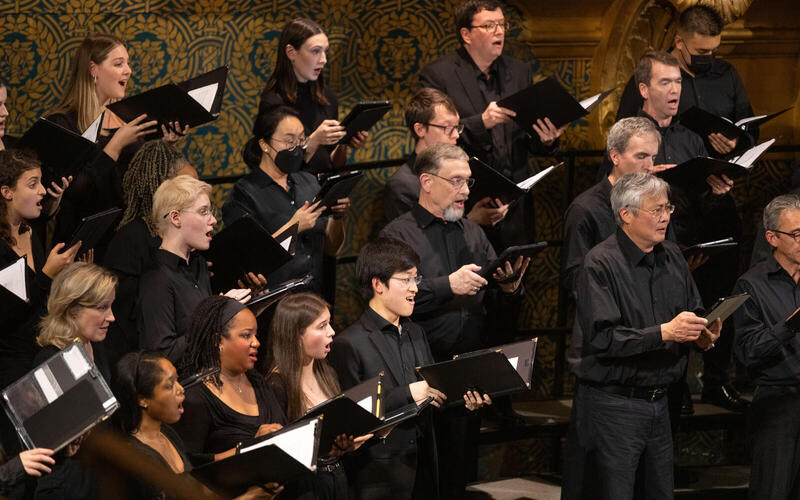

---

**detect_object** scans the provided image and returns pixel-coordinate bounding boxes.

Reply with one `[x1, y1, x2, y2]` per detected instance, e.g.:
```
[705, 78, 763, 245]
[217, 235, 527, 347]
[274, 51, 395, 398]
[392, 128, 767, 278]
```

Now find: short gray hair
[610, 172, 670, 226]
[414, 142, 469, 176]
[763, 194, 800, 231]
[606, 117, 661, 155]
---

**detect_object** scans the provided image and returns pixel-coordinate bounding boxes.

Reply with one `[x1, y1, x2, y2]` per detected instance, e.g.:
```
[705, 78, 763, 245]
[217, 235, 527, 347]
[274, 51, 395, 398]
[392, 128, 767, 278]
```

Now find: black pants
[748, 385, 800, 499]
[435, 407, 479, 500]
[562, 384, 674, 500]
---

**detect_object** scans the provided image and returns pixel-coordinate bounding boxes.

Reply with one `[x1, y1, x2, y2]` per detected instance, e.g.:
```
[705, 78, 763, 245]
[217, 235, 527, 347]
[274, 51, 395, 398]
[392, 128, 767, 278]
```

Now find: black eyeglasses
[770, 229, 800, 242]
[425, 123, 465, 136]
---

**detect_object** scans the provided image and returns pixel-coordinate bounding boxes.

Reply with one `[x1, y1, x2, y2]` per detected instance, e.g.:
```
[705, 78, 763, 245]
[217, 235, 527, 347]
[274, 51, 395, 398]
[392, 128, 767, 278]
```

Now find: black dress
[259, 83, 339, 173]
[125, 425, 192, 500]
[172, 370, 286, 467]
[103, 218, 161, 367]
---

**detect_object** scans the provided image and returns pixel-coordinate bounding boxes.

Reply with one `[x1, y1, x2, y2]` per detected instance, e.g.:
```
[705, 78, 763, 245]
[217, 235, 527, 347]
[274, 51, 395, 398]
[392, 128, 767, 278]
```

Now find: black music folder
[337, 101, 391, 144]
[313, 170, 363, 216]
[497, 78, 613, 130]
[704, 293, 750, 324]
[192, 417, 320, 497]
[18, 118, 99, 183]
[682, 237, 738, 259]
[274, 222, 299, 256]
[205, 215, 292, 293]
[786, 305, 800, 332]
[679, 106, 791, 140]
[2, 343, 119, 452]
[469, 157, 562, 205]
[479, 242, 547, 279]
[416, 350, 531, 409]
[68, 207, 123, 255]
[658, 138, 776, 186]
[453, 338, 538, 390]
[246, 275, 312, 310]
[107, 66, 229, 134]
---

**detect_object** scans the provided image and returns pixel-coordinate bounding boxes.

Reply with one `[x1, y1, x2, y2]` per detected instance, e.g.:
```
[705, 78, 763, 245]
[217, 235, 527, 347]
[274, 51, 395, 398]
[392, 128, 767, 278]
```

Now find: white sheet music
[187, 83, 218, 112]
[733, 138, 775, 168]
[736, 114, 766, 127]
[578, 92, 603, 110]
[517, 165, 555, 191]
[507, 357, 519, 370]
[0, 257, 27, 302]
[279, 235, 293, 252]
[82, 112, 103, 142]
[357, 396, 373, 413]
[240, 418, 319, 470]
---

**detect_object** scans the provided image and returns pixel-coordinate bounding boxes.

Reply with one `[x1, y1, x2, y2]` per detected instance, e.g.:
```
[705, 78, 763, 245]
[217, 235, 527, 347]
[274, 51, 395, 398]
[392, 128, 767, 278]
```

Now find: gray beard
[443, 205, 464, 222]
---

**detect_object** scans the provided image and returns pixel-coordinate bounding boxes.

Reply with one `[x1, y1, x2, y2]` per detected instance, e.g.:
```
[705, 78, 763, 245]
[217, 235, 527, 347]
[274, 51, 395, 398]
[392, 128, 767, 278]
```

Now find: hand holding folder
[657, 138, 776, 187]
[679, 105, 792, 141]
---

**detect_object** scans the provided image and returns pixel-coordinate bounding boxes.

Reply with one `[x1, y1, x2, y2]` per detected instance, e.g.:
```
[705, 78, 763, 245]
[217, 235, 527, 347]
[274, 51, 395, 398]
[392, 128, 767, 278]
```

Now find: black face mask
[688, 53, 714, 75]
[273, 147, 304, 174]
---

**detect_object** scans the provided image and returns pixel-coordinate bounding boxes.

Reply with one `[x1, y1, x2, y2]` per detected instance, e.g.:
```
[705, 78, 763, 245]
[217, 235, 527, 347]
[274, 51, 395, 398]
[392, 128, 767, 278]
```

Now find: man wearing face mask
[616, 5, 757, 158]
[223, 105, 349, 295]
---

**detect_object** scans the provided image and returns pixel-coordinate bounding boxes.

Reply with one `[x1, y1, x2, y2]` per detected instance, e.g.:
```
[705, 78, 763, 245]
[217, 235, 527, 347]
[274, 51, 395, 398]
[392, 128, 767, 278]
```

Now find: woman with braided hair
[172, 295, 286, 467]
[103, 140, 188, 366]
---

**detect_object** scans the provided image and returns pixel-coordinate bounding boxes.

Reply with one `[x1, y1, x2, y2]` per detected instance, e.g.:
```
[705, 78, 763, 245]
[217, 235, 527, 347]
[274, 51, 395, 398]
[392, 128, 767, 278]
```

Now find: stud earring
[93, 74, 97, 85]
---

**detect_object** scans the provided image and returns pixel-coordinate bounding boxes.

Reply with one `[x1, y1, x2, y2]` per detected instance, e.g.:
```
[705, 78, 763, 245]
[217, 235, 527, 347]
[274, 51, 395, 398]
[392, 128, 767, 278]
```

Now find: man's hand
[493, 255, 530, 294]
[449, 264, 488, 295]
[481, 102, 515, 129]
[706, 174, 733, 195]
[708, 133, 737, 155]
[466, 197, 509, 226]
[532, 117, 566, 146]
[409, 380, 446, 408]
[463, 390, 492, 411]
[696, 318, 722, 351]
[661, 312, 708, 343]
[686, 253, 709, 272]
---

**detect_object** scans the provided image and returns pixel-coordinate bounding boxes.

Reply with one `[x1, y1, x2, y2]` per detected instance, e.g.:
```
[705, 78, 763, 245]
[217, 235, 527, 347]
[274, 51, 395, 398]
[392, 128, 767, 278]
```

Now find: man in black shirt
[563, 172, 720, 499]
[419, 0, 563, 183]
[617, 5, 756, 157]
[380, 142, 527, 499]
[732, 194, 800, 499]
[384, 87, 509, 226]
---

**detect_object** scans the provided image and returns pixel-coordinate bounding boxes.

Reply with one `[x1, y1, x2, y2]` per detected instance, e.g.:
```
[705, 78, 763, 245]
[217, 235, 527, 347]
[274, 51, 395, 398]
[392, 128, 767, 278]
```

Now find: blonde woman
[138, 175, 251, 366]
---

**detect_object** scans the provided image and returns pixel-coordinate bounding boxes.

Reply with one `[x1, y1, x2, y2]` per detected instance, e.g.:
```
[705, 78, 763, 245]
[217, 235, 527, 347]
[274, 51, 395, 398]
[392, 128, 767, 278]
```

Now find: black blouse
[172, 370, 287, 467]
[259, 83, 339, 173]
[125, 425, 191, 500]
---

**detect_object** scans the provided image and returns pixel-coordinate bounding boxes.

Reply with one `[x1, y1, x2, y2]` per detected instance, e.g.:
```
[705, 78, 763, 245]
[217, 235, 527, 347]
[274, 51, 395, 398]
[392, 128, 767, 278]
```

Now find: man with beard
[380, 142, 528, 499]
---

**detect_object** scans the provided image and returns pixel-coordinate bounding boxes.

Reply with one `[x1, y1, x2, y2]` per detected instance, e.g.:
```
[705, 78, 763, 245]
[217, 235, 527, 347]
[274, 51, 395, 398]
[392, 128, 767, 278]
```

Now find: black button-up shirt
[138, 249, 212, 364]
[617, 57, 757, 156]
[577, 228, 704, 388]
[380, 203, 520, 360]
[365, 308, 420, 388]
[222, 168, 326, 291]
[733, 253, 800, 386]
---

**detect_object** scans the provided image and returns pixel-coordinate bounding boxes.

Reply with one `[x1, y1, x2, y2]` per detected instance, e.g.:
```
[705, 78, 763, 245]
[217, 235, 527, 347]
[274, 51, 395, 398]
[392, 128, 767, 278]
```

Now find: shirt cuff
[643, 326, 664, 351]
[429, 275, 454, 302]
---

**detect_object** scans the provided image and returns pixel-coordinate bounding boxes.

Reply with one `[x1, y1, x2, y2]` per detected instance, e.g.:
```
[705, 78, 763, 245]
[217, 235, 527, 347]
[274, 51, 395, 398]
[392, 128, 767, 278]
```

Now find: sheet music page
[187, 83, 218, 112]
[279, 236, 292, 251]
[507, 357, 519, 370]
[733, 138, 775, 168]
[0, 257, 27, 302]
[736, 114, 766, 127]
[578, 92, 601, 110]
[517, 165, 554, 190]
[240, 418, 319, 469]
[82, 112, 103, 142]
[357, 396, 373, 413]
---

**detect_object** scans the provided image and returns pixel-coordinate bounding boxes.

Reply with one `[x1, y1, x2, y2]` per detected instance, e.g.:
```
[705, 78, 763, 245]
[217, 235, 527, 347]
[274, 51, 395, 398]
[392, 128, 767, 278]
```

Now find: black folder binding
[192, 416, 320, 497]
[453, 338, 538, 390]
[18, 118, 99, 184]
[416, 350, 531, 409]
[497, 78, 613, 130]
[68, 207, 123, 256]
[657, 138, 776, 186]
[246, 275, 312, 310]
[679, 106, 792, 141]
[107, 66, 229, 135]
[468, 157, 563, 205]
[704, 293, 750, 324]
[682, 237, 738, 259]
[480, 242, 547, 279]
[313, 170, 363, 216]
[205, 215, 293, 293]
[337, 101, 391, 145]
[1, 342, 119, 452]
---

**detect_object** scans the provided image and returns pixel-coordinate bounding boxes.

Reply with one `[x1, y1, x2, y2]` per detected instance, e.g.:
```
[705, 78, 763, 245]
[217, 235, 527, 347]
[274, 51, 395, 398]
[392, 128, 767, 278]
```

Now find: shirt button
[290, 200, 295, 206]
[409, 439, 415, 445]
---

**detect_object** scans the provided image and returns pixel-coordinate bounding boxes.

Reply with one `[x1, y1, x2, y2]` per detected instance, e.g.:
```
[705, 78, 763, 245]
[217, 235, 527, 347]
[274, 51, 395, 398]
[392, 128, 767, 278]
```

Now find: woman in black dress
[112, 351, 281, 499]
[259, 18, 368, 172]
[173, 296, 286, 467]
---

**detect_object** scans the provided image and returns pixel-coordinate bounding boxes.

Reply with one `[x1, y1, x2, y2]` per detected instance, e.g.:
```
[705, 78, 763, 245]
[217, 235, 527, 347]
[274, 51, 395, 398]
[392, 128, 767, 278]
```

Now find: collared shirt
[616, 57, 756, 155]
[138, 248, 212, 364]
[733, 253, 800, 386]
[365, 307, 420, 387]
[380, 203, 519, 360]
[468, 53, 512, 174]
[577, 228, 704, 387]
[222, 167, 326, 291]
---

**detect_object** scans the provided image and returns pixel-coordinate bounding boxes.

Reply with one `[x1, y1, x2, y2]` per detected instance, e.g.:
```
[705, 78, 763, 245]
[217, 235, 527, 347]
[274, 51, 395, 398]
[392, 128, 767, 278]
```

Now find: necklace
[221, 372, 245, 393]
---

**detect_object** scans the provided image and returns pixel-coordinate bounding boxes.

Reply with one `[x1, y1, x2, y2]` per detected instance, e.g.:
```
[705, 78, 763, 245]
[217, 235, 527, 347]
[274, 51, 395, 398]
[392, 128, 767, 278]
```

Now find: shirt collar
[411, 203, 463, 229]
[636, 108, 675, 132]
[364, 306, 405, 335]
[616, 227, 665, 267]
[765, 251, 797, 283]
[248, 167, 296, 190]
[457, 47, 503, 80]
[155, 248, 198, 271]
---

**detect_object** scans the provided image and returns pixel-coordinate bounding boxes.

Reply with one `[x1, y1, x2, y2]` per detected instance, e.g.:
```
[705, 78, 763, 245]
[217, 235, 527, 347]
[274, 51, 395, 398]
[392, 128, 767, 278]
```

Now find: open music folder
[337, 101, 391, 144]
[497, 78, 613, 131]
[682, 237, 738, 259]
[468, 156, 562, 205]
[704, 293, 750, 324]
[679, 105, 791, 140]
[313, 170, 363, 216]
[658, 138, 776, 186]
[2, 343, 119, 452]
[18, 118, 100, 184]
[191, 417, 320, 497]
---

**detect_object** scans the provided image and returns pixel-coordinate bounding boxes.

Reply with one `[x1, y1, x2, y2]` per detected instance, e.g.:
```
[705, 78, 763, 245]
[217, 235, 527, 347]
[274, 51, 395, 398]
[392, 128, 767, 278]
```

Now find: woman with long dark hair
[258, 18, 368, 172]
